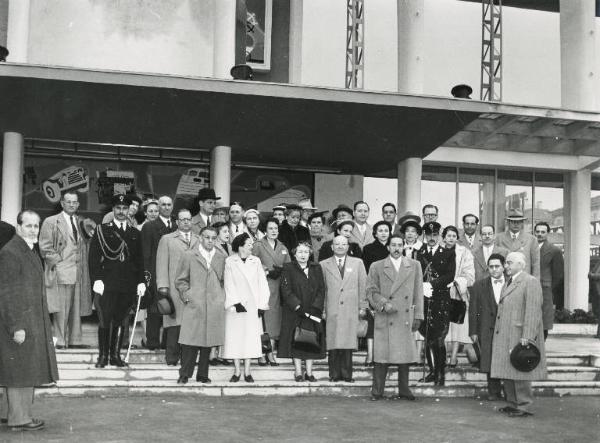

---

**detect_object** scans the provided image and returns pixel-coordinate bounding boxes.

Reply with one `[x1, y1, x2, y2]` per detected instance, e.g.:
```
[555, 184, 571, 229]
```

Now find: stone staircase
[36, 349, 600, 398]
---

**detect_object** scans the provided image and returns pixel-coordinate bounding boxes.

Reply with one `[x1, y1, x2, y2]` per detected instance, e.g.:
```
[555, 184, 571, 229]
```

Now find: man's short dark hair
[487, 253, 505, 266]
[422, 204, 439, 215]
[199, 226, 218, 236]
[177, 208, 191, 219]
[212, 221, 228, 230]
[61, 191, 78, 201]
[17, 210, 39, 225]
[481, 224, 495, 234]
[231, 232, 251, 252]
[382, 202, 396, 213]
[389, 234, 404, 244]
[462, 213, 480, 224]
[534, 222, 551, 233]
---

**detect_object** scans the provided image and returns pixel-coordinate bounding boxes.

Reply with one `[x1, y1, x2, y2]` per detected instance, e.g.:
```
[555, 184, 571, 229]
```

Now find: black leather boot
[95, 328, 109, 368]
[434, 345, 446, 387]
[109, 327, 128, 367]
[418, 345, 436, 383]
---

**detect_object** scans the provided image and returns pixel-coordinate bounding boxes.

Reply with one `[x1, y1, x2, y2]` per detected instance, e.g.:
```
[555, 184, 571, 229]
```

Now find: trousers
[180, 345, 211, 379]
[503, 379, 534, 413]
[52, 283, 83, 346]
[371, 363, 412, 398]
[165, 326, 181, 365]
[0, 387, 34, 426]
[328, 349, 353, 381]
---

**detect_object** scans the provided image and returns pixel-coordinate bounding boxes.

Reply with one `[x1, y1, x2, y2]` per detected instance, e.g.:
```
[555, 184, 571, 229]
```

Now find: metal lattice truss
[480, 0, 502, 101]
[345, 0, 364, 89]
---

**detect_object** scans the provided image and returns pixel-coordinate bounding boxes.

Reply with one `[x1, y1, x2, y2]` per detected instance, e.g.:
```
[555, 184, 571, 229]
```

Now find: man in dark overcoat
[535, 222, 564, 336]
[89, 194, 146, 367]
[469, 253, 506, 401]
[0, 210, 58, 431]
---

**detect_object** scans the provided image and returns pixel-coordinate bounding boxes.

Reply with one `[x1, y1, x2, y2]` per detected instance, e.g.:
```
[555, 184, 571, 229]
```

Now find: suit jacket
[366, 256, 424, 364]
[468, 277, 498, 373]
[349, 223, 374, 251]
[320, 256, 367, 350]
[490, 271, 546, 381]
[539, 240, 564, 329]
[190, 212, 210, 235]
[0, 236, 58, 387]
[39, 213, 92, 315]
[495, 230, 540, 279]
[472, 244, 509, 282]
[418, 244, 456, 293]
[458, 230, 482, 252]
[156, 231, 200, 328]
[141, 217, 177, 289]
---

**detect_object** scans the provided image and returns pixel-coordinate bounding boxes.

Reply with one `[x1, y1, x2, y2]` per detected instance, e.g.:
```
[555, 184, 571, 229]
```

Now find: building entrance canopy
[1, 64, 600, 175]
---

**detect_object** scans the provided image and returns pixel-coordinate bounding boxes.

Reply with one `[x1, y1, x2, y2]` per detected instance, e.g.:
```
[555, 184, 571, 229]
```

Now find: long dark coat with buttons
[0, 236, 59, 387]
[468, 276, 497, 373]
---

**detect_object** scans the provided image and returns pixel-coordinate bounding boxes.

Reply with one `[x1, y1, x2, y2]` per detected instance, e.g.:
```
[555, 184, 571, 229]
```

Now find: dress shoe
[508, 410, 533, 418]
[329, 377, 341, 382]
[69, 344, 91, 349]
[229, 374, 241, 383]
[209, 359, 219, 366]
[196, 376, 211, 384]
[141, 339, 158, 351]
[55, 345, 66, 350]
[418, 372, 436, 383]
[9, 419, 44, 432]
[244, 374, 255, 383]
[499, 406, 519, 414]
[268, 360, 279, 367]
[391, 393, 416, 401]
[177, 376, 188, 384]
[304, 373, 317, 382]
[294, 375, 304, 382]
[257, 359, 267, 367]
[220, 359, 232, 366]
[343, 378, 355, 383]
[166, 362, 178, 366]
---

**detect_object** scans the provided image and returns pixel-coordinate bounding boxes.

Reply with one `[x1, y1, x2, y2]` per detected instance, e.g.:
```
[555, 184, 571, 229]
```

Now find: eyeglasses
[178, 218, 192, 222]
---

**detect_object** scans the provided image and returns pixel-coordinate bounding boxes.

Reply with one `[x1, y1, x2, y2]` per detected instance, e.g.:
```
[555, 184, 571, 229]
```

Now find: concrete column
[559, 0, 596, 111]
[1, 132, 24, 225]
[6, 0, 31, 62]
[563, 170, 591, 310]
[210, 146, 231, 206]
[213, 0, 237, 79]
[396, 0, 424, 94]
[288, 0, 303, 84]
[397, 157, 421, 215]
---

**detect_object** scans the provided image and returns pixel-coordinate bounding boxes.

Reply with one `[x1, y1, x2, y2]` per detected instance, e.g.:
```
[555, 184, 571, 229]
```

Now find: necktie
[185, 233, 190, 245]
[167, 219, 171, 230]
[506, 277, 512, 287]
[70, 215, 78, 243]
[121, 222, 126, 232]
[207, 216, 211, 225]
[236, 224, 239, 233]
[428, 247, 433, 255]
[468, 236, 473, 247]
[338, 258, 344, 277]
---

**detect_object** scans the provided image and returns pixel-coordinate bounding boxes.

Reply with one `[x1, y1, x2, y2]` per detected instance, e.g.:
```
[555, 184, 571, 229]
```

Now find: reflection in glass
[496, 170, 533, 233]
[422, 166, 457, 227]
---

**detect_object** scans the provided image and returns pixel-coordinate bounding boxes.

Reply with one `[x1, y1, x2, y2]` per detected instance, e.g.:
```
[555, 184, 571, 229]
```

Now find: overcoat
[468, 276, 498, 373]
[222, 254, 270, 359]
[39, 213, 92, 315]
[366, 257, 424, 364]
[310, 232, 332, 263]
[156, 231, 200, 328]
[0, 236, 59, 387]
[490, 271, 547, 380]
[458, 230, 482, 252]
[539, 240, 564, 329]
[141, 218, 177, 292]
[349, 223, 374, 251]
[472, 244, 509, 282]
[279, 261, 326, 359]
[252, 238, 291, 338]
[362, 240, 389, 273]
[447, 244, 475, 343]
[318, 240, 362, 262]
[495, 230, 540, 279]
[215, 242, 232, 257]
[190, 212, 208, 235]
[278, 220, 310, 253]
[174, 248, 226, 347]
[320, 256, 368, 350]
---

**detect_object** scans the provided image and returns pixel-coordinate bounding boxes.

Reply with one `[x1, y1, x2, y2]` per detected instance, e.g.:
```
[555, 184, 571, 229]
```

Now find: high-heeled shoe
[229, 374, 240, 383]
[267, 356, 279, 366]
[257, 358, 267, 367]
[294, 374, 304, 382]
[244, 374, 255, 383]
[304, 373, 317, 382]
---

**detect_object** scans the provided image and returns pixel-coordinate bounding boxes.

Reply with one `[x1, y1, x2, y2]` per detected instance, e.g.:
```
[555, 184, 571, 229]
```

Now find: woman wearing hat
[400, 220, 423, 260]
[317, 220, 362, 262]
[244, 209, 265, 242]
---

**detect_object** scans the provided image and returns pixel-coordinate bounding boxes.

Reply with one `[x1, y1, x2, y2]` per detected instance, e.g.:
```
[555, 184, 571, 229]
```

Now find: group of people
[0, 188, 563, 430]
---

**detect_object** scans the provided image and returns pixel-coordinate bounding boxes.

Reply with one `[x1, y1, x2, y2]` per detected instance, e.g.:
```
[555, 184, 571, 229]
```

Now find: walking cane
[421, 262, 433, 383]
[125, 291, 143, 364]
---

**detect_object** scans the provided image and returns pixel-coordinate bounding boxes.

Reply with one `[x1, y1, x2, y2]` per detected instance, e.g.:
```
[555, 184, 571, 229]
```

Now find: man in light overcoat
[472, 225, 509, 282]
[175, 226, 226, 384]
[366, 235, 423, 401]
[156, 209, 200, 365]
[490, 252, 546, 417]
[39, 192, 92, 349]
[495, 209, 540, 279]
[321, 235, 368, 382]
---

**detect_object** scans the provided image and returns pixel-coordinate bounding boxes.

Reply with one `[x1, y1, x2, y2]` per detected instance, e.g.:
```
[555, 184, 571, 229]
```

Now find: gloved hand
[267, 266, 283, 280]
[308, 307, 322, 318]
[258, 309, 265, 318]
[423, 282, 433, 298]
[295, 306, 307, 318]
[234, 303, 247, 313]
[93, 280, 104, 295]
[383, 302, 397, 314]
[137, 283, 147, 297]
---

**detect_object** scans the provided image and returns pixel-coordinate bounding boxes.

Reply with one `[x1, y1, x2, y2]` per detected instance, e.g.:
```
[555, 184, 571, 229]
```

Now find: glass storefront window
[533, 172, 564, 250]
[496, 170, 533, 233]
[457, 168, 495, 227]
[422, 165, 457, 227]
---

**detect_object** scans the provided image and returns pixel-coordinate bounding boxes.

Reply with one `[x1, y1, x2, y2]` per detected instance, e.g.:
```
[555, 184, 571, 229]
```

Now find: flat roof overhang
[461, 0, 600, 16]
[1, 64, 600, 175]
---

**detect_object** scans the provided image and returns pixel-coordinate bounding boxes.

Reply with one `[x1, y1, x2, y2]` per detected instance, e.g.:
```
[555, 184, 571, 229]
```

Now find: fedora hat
[510, 343, 541, 372]
[506, 208, 527, 221]
[197, 188, 221, 201]
[398, 210, 422, 227]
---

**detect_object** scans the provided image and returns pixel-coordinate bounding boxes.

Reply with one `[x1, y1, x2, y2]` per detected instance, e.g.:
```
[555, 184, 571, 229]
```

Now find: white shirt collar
[199, 212, 209, 224]
[159, 215, 171, 227]
[510, 271, 522, 280]
[199, 245, 215, 264]
[335, 255, 346, 265]
[390, 255, 402, 271]
[510, 231, 520, 239]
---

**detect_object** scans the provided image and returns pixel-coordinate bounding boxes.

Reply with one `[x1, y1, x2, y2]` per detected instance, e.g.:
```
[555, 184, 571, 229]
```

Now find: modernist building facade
[0, 0, 599, 312]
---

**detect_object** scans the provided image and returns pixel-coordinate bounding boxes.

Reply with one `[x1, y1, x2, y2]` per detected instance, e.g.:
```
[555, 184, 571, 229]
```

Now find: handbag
[260, 315, 272, 354]
[292, 318, 321, 353]
[449, 298, 466, 324]
[357, 318, 368, 338]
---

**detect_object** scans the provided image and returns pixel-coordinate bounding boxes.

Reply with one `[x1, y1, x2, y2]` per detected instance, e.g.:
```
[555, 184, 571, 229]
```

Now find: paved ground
[0, 396, 598, 442]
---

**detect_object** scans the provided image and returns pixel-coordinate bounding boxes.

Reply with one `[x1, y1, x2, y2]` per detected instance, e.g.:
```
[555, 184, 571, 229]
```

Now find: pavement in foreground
[0, 396, 598, 442]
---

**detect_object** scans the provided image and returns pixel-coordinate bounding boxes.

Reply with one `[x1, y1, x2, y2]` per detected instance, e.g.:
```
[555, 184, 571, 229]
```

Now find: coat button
[390, 322, 393, 326]
[405, 296, 408, 299]
[497, 316, 500, 320]
[390, 296, 393, 300]
[340, 289, 344, 292]
[405, 309, 409, 312]
[340, 301, 344, 305]
[496, 331, 499, 334]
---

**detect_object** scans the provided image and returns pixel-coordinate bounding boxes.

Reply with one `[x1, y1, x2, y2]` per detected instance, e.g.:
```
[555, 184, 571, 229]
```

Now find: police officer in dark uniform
[417, 222, 456, 386]
[89, 194, 146, 368]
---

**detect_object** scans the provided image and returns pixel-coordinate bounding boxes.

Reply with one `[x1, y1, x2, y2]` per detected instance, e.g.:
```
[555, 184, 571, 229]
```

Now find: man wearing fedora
[495, 209, 540, 280]
[490, 252, 546, 417]
[191, 188, 221, 234]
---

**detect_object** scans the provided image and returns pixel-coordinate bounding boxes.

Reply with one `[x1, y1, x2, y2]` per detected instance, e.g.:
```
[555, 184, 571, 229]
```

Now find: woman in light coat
[223, 233, 270, 382]
[443, 226, 476, 367]
[252, 218, 291, 365]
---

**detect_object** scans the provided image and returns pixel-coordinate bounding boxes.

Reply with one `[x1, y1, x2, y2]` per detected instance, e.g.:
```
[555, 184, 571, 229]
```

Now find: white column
[210, 146, 231, 207]
[1, 132, 24, 225]
[396, 0, 424, 94]
[397, 157, 421, 215]
[213, 0, 237, 79]
[6, 0, 31, 63]
[559, 0, 596, 111]
[564, 170, 591, 311]
[288, 0, 304, 84]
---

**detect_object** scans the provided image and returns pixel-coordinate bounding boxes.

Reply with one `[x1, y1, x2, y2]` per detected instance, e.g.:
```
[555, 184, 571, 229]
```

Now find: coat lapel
[56, 215, 73, 243]
[323, 257, 343, 284]
[485, 277, 498, 308]
[192, 247, 209, 270]
[389, 258, 411, 294]
[500, 273, 523, 301]
[473, 247, 486, 272]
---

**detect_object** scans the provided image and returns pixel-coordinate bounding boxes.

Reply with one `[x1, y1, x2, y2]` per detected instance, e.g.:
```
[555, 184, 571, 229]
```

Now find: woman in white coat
[223, 233, 270, 382]
[443, 226, 476, 367]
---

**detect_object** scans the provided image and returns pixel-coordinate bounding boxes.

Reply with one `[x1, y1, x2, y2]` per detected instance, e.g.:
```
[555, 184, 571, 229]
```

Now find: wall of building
[27, 0, 215, 77]
[314, 173, 363, 218]
[0, 0, 7, 47]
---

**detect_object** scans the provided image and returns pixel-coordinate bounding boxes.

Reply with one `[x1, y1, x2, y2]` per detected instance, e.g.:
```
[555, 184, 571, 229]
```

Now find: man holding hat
[490, 252, 546, 417]
[89, 194, 146, 367]
[495, 209, 540, 279]
[191, 188, 221, 234]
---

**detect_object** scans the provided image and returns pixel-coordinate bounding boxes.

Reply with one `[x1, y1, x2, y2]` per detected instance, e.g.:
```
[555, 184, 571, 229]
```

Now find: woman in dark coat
[361, 221, 391, 366]
[279, 242, 326, 382]
[318, 220, 362, 261]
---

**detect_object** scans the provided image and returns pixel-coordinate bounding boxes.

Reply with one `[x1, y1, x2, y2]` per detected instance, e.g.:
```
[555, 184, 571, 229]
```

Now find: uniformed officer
[89, 194, 146, 368]
[417, 222, 456, 386]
